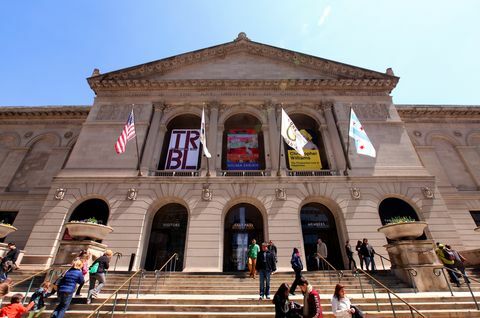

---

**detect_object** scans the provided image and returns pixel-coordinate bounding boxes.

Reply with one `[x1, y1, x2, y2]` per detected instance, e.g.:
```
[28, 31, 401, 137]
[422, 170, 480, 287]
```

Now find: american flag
[114, 109, 136, 154]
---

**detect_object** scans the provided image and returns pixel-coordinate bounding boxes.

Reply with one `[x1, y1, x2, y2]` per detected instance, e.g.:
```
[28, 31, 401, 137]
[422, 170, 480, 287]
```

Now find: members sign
[165, 129, 200, 170]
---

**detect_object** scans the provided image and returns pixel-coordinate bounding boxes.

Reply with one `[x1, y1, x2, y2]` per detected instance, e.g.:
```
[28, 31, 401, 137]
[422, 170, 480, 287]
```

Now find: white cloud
[318, 5, 332, 26]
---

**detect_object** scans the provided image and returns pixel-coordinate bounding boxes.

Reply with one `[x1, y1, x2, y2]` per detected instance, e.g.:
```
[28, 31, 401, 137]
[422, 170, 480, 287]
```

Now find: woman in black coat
[289, 248, 303, 295]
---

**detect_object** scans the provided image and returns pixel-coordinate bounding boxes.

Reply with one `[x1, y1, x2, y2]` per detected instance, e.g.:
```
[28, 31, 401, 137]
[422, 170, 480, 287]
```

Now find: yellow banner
[288, 149, 322, 170]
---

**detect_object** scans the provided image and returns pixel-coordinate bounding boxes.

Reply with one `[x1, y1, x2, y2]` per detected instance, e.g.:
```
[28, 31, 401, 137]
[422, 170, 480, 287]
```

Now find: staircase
[4, 268, 480, 317]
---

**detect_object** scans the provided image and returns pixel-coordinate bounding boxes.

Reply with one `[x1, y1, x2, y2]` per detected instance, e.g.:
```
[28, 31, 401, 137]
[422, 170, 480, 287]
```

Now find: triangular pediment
[88, 33, 398, 92]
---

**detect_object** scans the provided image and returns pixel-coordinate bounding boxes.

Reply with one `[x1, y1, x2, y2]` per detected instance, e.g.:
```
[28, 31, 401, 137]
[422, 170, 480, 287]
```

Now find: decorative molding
[275, 188, 287, 201]
[397, 106, 480, 122]
[202, 184, 213, 201]
[127, 188, 138, 201]
[95, 104, 148, 121]
[421, 187, 434, 199]
[54, 188, 66, 200]
[0, 107, 90, 120]
[344, 104, 390, 120]
[88, 38, 396, 93]
[64, 131, 73, 139]
[350, 187, 361, 200]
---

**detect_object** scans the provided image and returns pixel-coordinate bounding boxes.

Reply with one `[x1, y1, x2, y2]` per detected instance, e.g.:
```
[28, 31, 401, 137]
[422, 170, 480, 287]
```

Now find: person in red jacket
[298, 277, 323, 318]
[0, 293, 34, 318]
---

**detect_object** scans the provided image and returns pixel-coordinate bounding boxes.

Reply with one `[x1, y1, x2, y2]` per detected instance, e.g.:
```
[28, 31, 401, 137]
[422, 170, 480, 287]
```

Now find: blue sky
[1, 1, 479, 106]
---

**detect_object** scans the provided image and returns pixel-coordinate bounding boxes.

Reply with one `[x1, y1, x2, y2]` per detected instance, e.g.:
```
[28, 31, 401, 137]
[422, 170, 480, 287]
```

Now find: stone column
[207, 102, 219, 175]
[318, 108, 337, 171]
[0, 147, 28, 191]
[215, 124, 224, 171]
[266, 103, 279, 172]
[151, 125, 167, 171]
[141, 103, 165, 172]
[262, 126, 272, 170]
[324, 106, 346, 171]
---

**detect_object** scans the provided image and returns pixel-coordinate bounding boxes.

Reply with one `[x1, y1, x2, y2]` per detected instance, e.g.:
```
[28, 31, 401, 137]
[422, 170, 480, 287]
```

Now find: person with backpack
[446, 244, 470, 284]
[28, 281, 54, 318]
[435, 243, 461, 287]
[51, 259, 84, 318]
[86, 250, 112, 304]
[289, 248, 303, 296]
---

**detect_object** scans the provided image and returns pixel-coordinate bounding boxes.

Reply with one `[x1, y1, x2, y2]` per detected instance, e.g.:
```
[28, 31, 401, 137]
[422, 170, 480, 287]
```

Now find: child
[28, 281, 54, 318]
[0, 293, 34, 318]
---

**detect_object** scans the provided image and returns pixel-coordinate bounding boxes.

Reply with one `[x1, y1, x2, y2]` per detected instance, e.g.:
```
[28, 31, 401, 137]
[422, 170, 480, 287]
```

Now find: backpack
[443, 249, 455, 261]
[89, 262, 99, 274]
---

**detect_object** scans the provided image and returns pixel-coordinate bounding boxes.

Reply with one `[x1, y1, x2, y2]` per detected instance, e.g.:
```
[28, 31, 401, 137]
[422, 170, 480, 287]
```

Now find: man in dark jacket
[0, 242, 20, 279]
[360, 238, 375, 272]
[86, 250, 112, 304]
[256, 243, 276, 300]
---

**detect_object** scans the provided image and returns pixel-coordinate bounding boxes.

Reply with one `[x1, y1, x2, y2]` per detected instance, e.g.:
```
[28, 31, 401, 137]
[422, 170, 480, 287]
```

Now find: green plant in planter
[0, 220, 12, 226]
[385, 216, 416, 224]
[83, 217, 98, 224]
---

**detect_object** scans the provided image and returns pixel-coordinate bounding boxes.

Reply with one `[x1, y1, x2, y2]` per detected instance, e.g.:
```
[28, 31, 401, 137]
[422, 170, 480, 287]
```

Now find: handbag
[89, 262, 99, 274]
[351, 304, 364, 318]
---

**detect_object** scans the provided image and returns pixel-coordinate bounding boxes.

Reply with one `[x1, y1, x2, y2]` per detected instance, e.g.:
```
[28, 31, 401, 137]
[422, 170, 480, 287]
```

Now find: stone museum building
[0, 32, 479, 273]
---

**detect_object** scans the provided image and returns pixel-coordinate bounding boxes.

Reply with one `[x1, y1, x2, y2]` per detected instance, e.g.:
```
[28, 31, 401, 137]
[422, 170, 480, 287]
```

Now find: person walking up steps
[290, 248, 303, 295]
[86, 250, 112, 304]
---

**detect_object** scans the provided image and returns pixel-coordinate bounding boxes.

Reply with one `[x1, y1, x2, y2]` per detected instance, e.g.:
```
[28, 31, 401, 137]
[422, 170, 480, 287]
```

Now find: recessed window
[470, 211, 480, 227]
[0, 211, 18, 243]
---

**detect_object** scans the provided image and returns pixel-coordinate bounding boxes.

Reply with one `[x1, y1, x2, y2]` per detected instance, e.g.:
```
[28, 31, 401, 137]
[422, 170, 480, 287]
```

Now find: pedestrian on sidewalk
[0, 293, 34, 318]
[446, 244, 470, 284]
[315, 239, 328, 271]
[256, 242, 276, 300]
[355, 241, 363, 270]
[297, 277, 323, 318]
[289, 248, 303, 295]
[86, 249, 112, 304]
[51, 259, 84, 318]
[345, 241, 356, 271]
[436, 244, 461, 287]
[331, 284, 364, 318]
[248, 239, 260, 279]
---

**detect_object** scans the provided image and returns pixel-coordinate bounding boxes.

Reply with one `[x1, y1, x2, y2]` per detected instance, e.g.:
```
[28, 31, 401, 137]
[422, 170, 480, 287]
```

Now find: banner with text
[164, 129, 201, 170]
[287, 129, 322, 171]
[226, 129, 260, 170]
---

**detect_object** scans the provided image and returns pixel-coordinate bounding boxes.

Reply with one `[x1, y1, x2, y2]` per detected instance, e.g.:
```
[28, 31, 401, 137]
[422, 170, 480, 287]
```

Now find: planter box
[475, 227, 480, 232]
[377, 221, 427, 240]
[0, 224, 17, 239]
[65, 222, 113, 241]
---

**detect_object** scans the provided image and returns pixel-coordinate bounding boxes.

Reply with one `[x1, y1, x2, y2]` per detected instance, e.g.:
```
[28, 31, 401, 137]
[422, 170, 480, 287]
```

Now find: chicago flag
[348, 108, 376, 158]
[200, 107, 211, 158]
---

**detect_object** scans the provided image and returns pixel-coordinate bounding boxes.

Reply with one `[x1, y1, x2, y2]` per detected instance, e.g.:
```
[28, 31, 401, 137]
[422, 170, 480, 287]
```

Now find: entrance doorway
[300, 203, 343, 270]
[223, 203, 264, 272]
[144, 203, 188, 271]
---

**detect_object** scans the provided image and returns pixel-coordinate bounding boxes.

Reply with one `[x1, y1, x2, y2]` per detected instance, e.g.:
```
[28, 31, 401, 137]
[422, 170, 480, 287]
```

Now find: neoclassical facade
[0, 33, 479, 272]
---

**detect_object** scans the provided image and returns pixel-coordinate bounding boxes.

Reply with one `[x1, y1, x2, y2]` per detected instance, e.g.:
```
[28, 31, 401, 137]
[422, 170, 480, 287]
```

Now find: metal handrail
[434, 266, 479, 310]
[375, 253, 392, 270]
[153, 253, 179, 294]
[316, 254, 343, 283]
[86, 269, 143, 318]
[355, 268, 426, 318]
[11, 267, 55, 288]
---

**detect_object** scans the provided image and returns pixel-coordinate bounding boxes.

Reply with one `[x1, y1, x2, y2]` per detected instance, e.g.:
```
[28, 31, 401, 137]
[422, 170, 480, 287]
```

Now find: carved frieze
[344, 104, 390, 120]
[95, 104, 148, 121]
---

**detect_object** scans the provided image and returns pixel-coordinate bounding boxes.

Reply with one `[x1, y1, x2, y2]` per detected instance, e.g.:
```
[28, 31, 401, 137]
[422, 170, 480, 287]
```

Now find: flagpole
[343, 106, 352, 176]
[330, 104, 351, 176]
[132, 104, 142, 176]
[276, 104, 283, 177]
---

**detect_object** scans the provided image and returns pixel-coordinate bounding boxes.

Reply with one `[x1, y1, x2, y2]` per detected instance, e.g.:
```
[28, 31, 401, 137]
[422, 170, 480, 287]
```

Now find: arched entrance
[223, 203, 264, 272]
[378, 198, 426, 240]
[300, 203, 343, 270]
[144, 203, 188, 271]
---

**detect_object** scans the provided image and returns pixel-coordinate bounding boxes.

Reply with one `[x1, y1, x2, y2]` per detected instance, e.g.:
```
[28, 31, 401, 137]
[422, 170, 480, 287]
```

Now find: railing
[150, 170, 199, 177]
[375, 253, 392, 270]
[287, 170, 340, 176]
[433, 266, 480, 310]
[218, 170, 271, 177]
[153, 253, 179, 294]
[7, 267, 64, 305]
[354, 268, 426, 318]
[86, 269, 145, 318]
[316, 254, 343, 284]
[112, 252, 123, 271]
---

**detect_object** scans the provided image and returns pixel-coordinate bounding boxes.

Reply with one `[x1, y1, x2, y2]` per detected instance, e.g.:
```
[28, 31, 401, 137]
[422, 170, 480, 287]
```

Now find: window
[470, 211, 480, 227]
[0, 211, 18, 243]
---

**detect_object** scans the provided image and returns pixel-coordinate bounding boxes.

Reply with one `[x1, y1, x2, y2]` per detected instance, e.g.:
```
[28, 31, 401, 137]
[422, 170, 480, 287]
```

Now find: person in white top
[331, 284, 363, 318]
